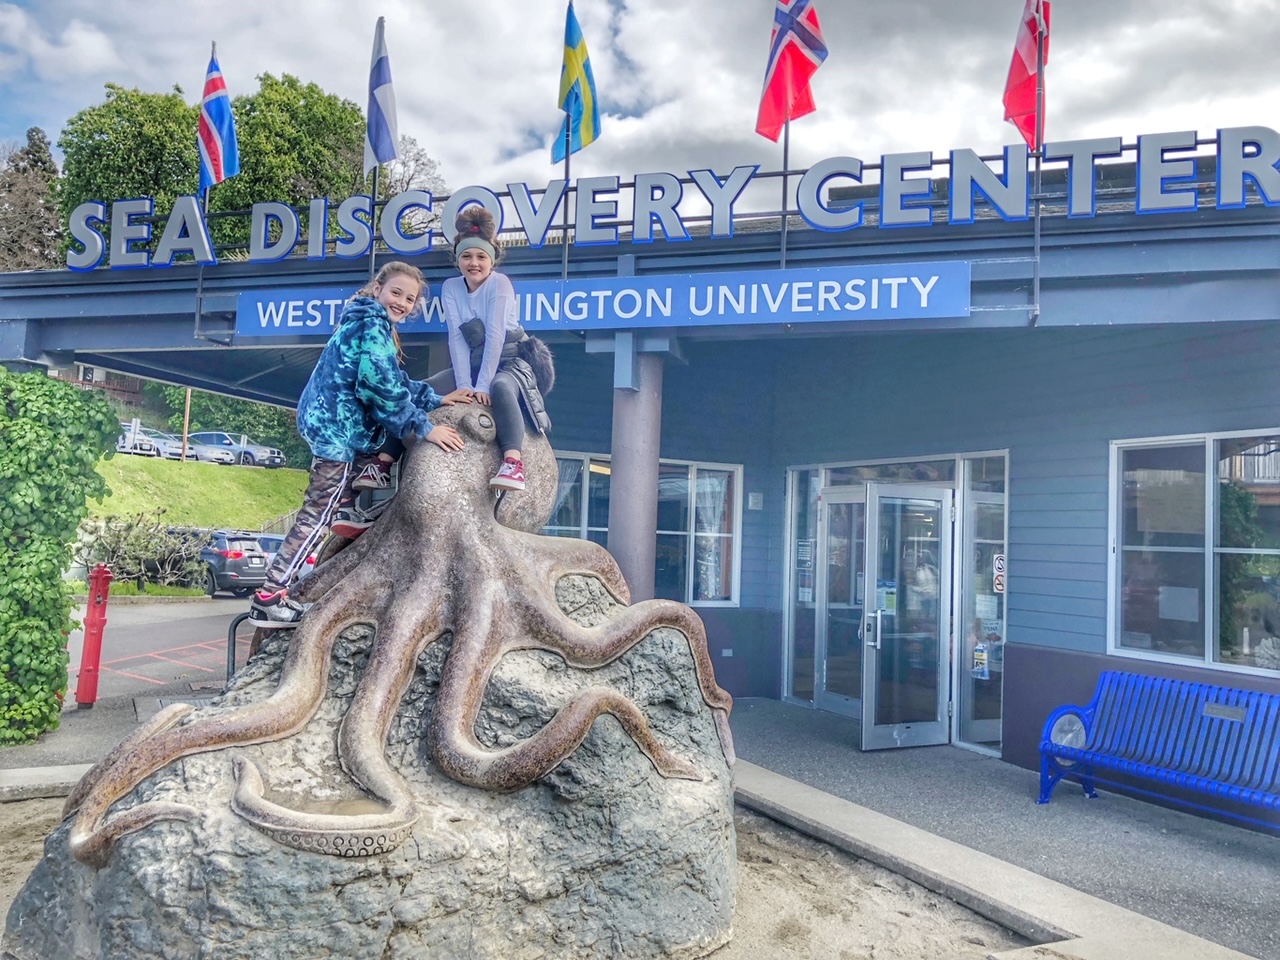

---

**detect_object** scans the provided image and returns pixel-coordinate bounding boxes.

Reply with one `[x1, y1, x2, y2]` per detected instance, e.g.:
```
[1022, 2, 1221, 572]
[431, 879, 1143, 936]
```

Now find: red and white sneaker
[351, 460, 392, 491]
[330, 504, 373, 539]
[490, 457, 526, 491]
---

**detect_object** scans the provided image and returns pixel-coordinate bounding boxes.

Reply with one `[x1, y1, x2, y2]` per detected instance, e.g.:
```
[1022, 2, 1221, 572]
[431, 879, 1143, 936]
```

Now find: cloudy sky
[1, 0, 1278, 203]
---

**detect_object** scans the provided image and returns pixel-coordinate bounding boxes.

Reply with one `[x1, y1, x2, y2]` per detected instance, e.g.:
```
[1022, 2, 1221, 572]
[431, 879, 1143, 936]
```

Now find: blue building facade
[5, 143, 1280, 778]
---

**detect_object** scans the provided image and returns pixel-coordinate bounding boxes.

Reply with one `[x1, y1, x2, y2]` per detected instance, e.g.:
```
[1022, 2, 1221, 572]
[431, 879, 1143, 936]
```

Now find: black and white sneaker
[249, 589, 304, 629]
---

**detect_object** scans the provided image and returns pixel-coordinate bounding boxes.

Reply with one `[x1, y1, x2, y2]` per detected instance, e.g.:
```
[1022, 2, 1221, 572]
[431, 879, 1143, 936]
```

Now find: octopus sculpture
[63, 403, 735, 868]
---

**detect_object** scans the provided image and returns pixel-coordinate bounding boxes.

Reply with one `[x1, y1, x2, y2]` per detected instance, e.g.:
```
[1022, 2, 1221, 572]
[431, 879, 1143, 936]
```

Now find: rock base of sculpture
[3, 578, 736, 960]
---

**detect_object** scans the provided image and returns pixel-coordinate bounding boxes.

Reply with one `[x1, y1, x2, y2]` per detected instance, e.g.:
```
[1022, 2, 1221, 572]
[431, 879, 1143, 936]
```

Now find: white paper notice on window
[1137, 482, 1204, 536]
[976, 594, 999, 620]
[1158, 585, 1200, 623]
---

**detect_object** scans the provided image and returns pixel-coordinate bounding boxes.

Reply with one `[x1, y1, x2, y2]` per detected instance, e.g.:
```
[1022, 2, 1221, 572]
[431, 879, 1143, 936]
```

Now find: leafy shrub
[0, 369, 117, 743]
[77, 512, 206, 589]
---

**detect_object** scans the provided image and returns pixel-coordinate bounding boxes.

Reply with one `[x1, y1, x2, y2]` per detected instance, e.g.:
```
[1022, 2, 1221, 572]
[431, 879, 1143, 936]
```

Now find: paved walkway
[730, 698, 1279, 960]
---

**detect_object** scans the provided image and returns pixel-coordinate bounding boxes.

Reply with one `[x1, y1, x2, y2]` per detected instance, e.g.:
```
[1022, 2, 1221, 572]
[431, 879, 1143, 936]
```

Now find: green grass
[72, 582, 207, 598]
[92, 454, 309, 529]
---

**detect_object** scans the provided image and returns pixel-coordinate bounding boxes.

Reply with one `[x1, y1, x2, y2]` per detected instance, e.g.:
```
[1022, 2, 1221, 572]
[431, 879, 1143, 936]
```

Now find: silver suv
[187, 431, 286, 468]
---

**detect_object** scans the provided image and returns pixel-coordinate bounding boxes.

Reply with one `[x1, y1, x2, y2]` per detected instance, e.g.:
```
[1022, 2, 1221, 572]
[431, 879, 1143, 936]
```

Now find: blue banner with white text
[234, 260, 971, 338]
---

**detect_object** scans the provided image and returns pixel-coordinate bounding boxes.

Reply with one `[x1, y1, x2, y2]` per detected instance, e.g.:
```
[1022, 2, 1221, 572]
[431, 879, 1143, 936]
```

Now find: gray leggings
[427, 368, 526, 454]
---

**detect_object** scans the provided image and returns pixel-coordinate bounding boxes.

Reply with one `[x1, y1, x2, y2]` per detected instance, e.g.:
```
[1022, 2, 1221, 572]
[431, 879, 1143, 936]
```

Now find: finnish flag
[364, 16, 399, 174]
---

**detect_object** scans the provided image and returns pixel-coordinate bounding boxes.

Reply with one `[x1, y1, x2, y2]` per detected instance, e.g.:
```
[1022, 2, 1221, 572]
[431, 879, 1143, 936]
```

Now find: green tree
[0, 370, 117, 743]
[56, 74, 387, 256]
[0, 127, 64, 270]
[208, 73, 366, 248]
[56, 84, 198, 229]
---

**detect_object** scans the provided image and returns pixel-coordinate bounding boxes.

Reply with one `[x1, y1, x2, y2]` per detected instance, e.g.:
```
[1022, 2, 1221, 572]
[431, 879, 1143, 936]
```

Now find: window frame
[547, 450, 744, 607]
[1108, 430, 1280, 677]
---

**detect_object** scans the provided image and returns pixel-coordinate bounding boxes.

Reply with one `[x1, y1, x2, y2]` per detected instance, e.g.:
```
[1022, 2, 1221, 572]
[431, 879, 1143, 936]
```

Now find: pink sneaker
[490, 457, 526, 491]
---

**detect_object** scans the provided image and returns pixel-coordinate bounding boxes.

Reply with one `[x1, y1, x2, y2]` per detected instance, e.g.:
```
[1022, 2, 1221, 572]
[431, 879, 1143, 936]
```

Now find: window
[546, 453, 742, 606]
[1113, 433, 1280, 674]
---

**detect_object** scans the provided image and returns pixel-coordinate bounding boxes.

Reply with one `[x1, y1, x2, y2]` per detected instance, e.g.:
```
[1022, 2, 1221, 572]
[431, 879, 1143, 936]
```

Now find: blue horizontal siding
[547, 319, 1280, 677]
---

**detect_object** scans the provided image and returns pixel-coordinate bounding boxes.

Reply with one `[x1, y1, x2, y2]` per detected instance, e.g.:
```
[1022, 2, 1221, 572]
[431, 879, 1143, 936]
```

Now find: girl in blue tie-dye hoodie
[250, 261, 473, 628]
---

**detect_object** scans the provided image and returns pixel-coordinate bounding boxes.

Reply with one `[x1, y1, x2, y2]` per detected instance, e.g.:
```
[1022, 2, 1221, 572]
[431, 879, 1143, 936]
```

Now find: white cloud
[2, 0, 1279, 194]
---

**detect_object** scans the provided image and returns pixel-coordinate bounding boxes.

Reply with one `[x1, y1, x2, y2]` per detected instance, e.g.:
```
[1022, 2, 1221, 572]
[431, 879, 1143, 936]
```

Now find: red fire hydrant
[75, 564, 113, 709]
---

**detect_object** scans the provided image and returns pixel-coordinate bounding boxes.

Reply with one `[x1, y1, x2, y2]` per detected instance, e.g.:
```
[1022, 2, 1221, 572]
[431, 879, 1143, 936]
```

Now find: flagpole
[1030, 0, 1045, 327]
[368, 165, 380, 279]
[194, 185, 210, 337]
[560, 120, 570, 281]
[780, 119, 790, 270]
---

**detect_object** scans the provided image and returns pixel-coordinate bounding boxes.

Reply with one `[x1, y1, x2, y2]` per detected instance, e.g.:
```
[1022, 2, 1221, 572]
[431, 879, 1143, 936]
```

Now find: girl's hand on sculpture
[473, 391, 492, 406]
[440, 389, 475, 406]
[425, 424, 465, 451]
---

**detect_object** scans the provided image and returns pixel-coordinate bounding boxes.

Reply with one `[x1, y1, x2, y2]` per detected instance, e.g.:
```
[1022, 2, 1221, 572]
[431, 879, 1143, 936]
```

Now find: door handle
[866, 609, 883, 650]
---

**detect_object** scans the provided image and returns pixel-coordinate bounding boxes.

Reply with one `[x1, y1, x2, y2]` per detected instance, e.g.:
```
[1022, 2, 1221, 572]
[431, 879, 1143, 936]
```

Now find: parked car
[256, 534, 316, 580]
[116, 422, 159, 457]
[200, 530, 269, 596]
[187, 431, 287, 468]
[139, 428, 236, 464]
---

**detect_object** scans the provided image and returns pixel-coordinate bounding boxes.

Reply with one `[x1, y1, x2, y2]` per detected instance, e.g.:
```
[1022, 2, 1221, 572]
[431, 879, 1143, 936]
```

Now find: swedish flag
[552, 1, 600, 162]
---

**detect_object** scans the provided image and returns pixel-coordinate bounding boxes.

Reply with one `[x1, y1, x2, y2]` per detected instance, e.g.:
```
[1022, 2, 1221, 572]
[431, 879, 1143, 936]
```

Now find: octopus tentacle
[514, 594, 736, 766]
[433, 683, 699, 789]
[68, 577, 389, 867]
[232, 595, 442, 855]
[230, 757, 415, 858]
[293, 526, 379, 604]
[64, 703, 194, 818]
[506, 531, 631, 605]
[428, 595, 701, 790]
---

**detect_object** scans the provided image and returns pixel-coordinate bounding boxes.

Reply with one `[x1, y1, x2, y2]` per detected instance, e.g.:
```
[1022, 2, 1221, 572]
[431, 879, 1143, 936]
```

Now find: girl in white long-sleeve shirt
[438, 206, 554, 491]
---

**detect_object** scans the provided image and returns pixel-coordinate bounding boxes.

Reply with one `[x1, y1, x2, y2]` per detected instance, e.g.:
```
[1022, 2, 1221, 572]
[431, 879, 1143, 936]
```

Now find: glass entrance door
[815, 491, 866, 715]
[862, 484, 953, 750]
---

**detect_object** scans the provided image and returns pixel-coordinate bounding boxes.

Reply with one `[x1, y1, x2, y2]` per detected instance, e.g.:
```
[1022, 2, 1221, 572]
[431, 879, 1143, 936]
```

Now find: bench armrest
[1039, 702, 1094, 753]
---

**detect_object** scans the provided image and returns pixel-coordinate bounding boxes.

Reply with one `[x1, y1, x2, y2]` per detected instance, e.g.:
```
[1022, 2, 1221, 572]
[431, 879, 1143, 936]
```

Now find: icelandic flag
[1003, 0, 1050, 150]
[755, 0, 828, 142]
[364, 16, 399, 174]
[197, 43, 240, 195]
[552, 1, 601, 163]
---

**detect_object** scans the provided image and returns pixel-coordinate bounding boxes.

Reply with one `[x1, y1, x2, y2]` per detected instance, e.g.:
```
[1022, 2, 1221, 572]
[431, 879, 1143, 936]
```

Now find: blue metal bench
[1038, 670, 1280, 830]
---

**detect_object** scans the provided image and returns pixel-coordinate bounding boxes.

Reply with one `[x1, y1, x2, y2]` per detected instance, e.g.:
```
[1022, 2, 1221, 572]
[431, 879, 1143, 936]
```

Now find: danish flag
[197, 43, 240, 195]
[755, 0, 828, 143]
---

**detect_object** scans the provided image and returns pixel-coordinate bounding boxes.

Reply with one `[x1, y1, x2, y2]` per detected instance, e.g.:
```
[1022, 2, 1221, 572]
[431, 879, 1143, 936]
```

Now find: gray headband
[455, 236, 496, 261]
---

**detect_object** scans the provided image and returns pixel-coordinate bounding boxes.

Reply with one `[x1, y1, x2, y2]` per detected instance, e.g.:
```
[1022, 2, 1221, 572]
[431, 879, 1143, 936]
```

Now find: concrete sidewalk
[730, 698, 1279, 960]
[736, 761, 1252, 960]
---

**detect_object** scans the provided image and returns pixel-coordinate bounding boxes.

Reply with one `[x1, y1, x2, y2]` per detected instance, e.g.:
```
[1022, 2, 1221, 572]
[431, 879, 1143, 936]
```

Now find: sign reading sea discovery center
[235, 261, 970, 337]
[64, 126, 1280, 270]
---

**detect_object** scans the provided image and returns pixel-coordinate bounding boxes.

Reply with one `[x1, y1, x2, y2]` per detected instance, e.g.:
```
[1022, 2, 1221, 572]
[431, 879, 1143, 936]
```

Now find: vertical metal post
[1030, 1, 1046, 327]
[181, 387, 192, 462]
[193, 189, 210, 335]
[561, 120, 572, 280]
[368, 165, 381, 280]
[780, 119, 791, 270]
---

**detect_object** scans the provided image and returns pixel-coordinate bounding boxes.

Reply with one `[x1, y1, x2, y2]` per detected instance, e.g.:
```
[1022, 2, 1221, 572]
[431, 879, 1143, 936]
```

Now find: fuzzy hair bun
[455, 206, 497, 241]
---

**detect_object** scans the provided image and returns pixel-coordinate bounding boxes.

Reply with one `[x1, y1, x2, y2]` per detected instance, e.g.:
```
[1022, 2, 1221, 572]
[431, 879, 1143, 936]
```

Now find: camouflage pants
[264, 457, 352, 593]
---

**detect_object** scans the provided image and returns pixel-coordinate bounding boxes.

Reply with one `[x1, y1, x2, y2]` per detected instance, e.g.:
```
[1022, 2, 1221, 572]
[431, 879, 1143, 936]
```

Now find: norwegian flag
[197, 43, 240, 195]
[1003, 0, 1050, 150]
[755, 0, 828, 143]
